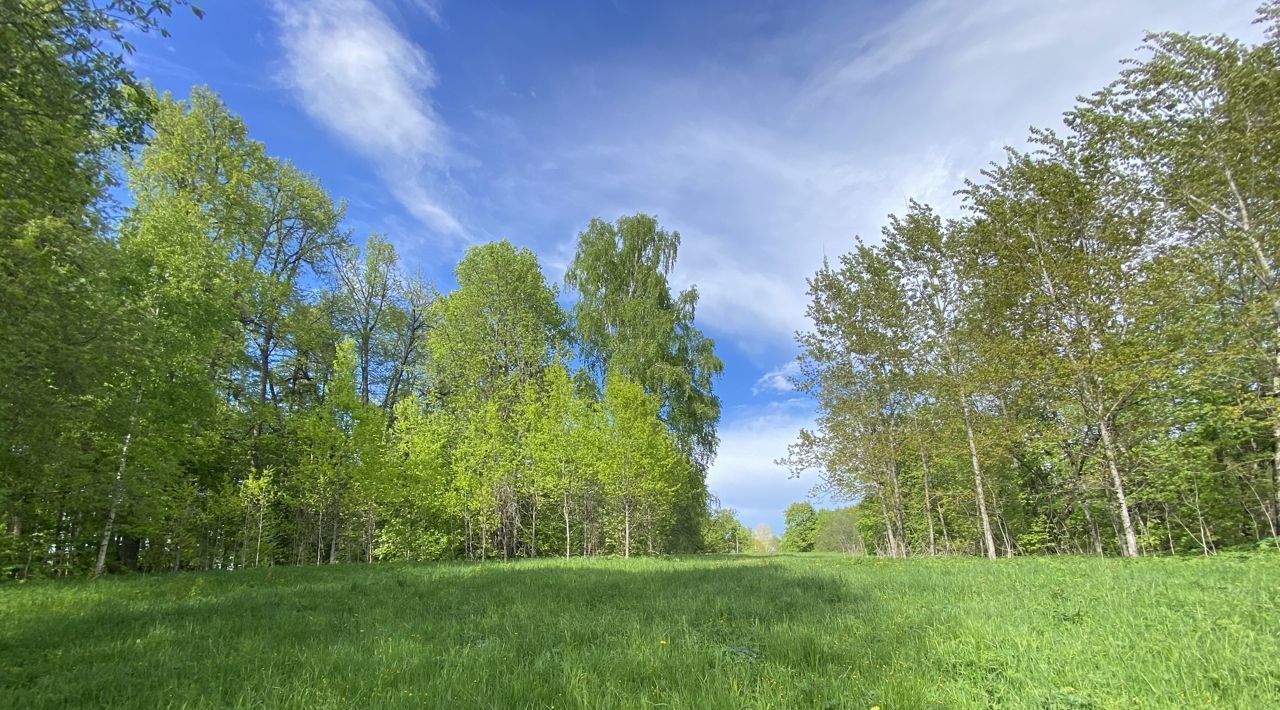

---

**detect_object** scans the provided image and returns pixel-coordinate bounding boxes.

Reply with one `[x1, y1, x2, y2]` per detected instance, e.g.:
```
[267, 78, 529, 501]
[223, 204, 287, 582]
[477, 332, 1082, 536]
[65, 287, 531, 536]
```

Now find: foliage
[702, 507, 751, 553]
[784, 5, 1280, 560]
[565, 214, 724, 550]
[780, 501, 818, 552]
[1, 73, 720, 573]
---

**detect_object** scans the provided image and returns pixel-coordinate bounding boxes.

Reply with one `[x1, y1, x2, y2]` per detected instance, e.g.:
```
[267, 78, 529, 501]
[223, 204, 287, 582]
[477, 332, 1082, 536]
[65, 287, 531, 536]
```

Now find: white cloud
[752, 360, 801, 395]
[271, 0, 463, 236]
[707, 399, 825, 531]
[472, 0, 1262, 352]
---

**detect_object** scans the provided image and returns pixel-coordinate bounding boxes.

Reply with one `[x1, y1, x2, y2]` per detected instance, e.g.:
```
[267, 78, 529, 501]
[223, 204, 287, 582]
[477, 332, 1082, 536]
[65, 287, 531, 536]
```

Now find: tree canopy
[785, 5, 1280, 558]
[0, 7, 722, 575]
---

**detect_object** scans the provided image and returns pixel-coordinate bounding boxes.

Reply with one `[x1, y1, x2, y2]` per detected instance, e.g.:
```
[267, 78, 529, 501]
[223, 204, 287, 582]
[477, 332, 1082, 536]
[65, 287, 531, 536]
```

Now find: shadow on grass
[0, 558, 910, 708]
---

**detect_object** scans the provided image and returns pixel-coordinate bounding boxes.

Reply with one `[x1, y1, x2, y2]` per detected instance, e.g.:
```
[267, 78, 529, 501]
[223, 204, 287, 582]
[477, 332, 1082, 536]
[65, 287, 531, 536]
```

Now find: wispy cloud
[470, 0, 1260, 353]
[271, 0, 463, 236]
[752, 360, 801, 396]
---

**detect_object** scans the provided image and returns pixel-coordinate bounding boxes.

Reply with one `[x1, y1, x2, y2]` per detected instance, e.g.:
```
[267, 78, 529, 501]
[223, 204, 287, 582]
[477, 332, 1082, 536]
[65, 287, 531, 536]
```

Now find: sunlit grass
[1, 554, 1276, 708]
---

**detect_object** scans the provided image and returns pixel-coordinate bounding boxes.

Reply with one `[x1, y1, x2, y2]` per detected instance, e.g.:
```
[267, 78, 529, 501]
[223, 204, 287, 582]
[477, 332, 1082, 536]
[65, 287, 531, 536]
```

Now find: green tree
[786, 243, 916, 557]
[428, 240, 564, 410]
[526, 365, 599, 558]
[812, 507, 864, 554]
[332, 233, 400, 406]
[600, 371, 682, 557]
[565, 214, 722, 550]
[703, 507, 751, 554]
[780, 501, 818, 552]
[0, 0, 199, 574]
[1075, 8, 1280, 538]
[964, 144, 1159, 557]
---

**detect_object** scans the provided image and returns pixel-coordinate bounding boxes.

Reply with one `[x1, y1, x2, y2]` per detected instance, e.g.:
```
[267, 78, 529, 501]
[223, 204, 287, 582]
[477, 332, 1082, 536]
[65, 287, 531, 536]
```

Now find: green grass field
[1, 554, 1276, 709]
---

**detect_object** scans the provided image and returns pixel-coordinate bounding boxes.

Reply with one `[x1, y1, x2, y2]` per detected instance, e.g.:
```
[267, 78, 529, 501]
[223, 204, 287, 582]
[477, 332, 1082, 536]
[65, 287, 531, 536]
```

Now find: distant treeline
[785, 5, 1280, 557]
[751, 503, 862, 555]
[1, 2, 732, 577]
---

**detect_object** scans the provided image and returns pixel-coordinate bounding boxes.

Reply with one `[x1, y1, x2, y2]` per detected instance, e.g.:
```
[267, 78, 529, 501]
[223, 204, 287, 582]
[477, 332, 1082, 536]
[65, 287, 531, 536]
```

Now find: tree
[703, 507, 751, 554]
[332, 233, 399, 406]
[780, 501, 819, 552]
[785, 244, 915, 557]
[751, 524, 779, 553]
[600, 371, 683, 557]
[565, 214, 722, 550]
[428, 240, 564, 409]
[526, 365, 599, 558]
[89, 156, 237, 575]
[812, 507, 864, 555]
[1075, 10, 1280, 536]
[883, 203, 1000, 558]
[1, 0, 200, 573]
[426, 240, 564, 558]
[963, 143, 1159, 557]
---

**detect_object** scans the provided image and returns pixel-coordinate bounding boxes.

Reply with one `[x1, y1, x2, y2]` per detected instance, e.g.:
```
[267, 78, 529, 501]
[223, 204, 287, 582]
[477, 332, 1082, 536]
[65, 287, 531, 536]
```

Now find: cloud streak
[752, 360, 801, 396]
[271, 0, 463, 236]
[467, 0, 1262, 353]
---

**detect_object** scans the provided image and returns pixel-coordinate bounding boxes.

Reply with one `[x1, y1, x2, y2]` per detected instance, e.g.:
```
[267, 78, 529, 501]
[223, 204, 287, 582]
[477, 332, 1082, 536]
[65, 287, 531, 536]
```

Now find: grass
[1, 554, 1277, 709]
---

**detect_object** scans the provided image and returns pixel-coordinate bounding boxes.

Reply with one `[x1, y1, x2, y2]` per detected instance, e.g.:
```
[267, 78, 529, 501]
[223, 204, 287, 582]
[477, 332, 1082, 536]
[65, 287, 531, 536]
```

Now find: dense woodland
[1, 1, 737, 577]
[785, 6, 1280, 558]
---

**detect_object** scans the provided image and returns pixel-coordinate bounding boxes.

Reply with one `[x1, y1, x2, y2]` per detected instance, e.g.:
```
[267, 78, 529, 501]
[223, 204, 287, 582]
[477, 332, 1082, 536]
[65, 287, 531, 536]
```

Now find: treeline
[1, 3, 731, 577]
[776, 502, 863, 555]
[786, 7, 1280, 558]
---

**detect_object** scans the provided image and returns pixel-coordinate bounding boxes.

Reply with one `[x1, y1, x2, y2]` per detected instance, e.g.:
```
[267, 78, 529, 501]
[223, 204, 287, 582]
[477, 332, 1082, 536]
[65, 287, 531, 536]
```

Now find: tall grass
[1, 554, 1276, 708]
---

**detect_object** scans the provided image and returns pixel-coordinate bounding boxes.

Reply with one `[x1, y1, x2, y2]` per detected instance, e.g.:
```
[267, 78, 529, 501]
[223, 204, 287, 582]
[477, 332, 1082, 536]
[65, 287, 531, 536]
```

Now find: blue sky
[128, 0, 1261, 534]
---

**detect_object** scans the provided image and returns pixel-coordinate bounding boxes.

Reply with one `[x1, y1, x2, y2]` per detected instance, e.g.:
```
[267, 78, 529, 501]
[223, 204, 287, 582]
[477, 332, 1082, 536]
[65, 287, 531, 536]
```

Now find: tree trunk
[876, 427, 908, 557]
[530, 491, 538, 558]
[1098, 416, 1139, 557]
[1272, 358, 1280, 537]
[879, 493, 898, 558]
[563, 493, 572, 559]
[886, 459, 909, 556]
[328, 494, 340, 564]
[998, 509, 1014, 558]
[1079, 489, 1103, 556]
[919, 444, 937, 556]
[582, 493, 591, 557]
[360, 334, 371, 405]
[961, 397, 997, 560]
[255, 504, 264, 567]
[252, 330, 272, 471]
[94, 394, 140, 577]
[937, 498, 952, 554]
[623, 500, 631, 558]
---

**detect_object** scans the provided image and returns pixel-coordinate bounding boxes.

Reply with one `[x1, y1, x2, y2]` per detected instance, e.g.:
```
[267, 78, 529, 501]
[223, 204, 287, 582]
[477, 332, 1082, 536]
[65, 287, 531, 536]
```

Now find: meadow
[1, 554, 1276, 709]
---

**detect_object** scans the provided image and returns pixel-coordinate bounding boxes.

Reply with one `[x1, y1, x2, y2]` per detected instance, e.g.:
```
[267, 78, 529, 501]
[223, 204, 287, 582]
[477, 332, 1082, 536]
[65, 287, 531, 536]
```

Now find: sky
[127, 0, 1264, 534]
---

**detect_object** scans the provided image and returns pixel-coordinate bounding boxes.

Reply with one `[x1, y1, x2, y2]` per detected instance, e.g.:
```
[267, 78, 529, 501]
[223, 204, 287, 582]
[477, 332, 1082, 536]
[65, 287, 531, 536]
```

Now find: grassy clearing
[1, 554, 1276, 709]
